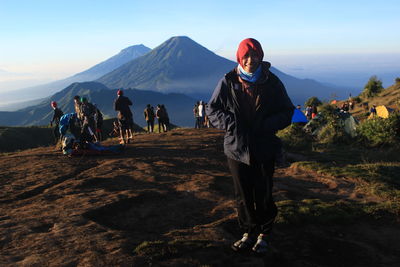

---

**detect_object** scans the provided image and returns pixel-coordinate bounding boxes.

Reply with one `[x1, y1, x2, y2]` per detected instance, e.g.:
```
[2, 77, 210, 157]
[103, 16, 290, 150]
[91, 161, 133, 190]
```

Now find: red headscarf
[236, 38, 264, 67]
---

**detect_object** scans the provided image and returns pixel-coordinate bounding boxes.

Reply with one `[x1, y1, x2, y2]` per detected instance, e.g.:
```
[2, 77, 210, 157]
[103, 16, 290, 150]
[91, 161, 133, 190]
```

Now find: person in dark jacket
[206, 38, 294, 255]
[94, 105, 103, 141]
[193, 102, 201, 129]
[80, 97, 98, 143]
[50, 101, 64, 144]
[114, 89, 134, 144]
[73, 95, 83, 126]
[144, 104, 155, 133]
[156, 104, 166, 133]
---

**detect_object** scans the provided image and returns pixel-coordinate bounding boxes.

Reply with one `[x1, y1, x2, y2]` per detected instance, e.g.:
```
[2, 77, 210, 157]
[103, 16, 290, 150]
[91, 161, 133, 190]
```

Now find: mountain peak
[168, 36, 193, 42]
[97, 36, 235, 93]
[120, 44, 150, 54]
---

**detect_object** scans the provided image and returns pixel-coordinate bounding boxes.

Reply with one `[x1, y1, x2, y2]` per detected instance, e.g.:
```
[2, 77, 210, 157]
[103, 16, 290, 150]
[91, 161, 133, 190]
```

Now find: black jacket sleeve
[206, 77, 235, 131]
[259, 74, 294, 133]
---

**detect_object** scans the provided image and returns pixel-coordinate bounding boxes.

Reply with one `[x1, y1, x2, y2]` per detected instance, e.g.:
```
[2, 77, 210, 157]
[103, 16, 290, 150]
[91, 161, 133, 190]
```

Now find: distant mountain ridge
[71, 44, 151, 82]
[0, 82, 196, 127]
[0, 45, 151, 110]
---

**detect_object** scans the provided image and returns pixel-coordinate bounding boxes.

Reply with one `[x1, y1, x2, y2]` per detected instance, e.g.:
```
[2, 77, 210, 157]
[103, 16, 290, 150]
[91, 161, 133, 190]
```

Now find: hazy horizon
[1, 50, 398, 93]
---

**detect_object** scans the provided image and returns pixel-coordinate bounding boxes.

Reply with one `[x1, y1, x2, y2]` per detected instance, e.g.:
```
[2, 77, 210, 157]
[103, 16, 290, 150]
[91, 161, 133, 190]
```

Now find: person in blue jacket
[206, 38, 294, 255]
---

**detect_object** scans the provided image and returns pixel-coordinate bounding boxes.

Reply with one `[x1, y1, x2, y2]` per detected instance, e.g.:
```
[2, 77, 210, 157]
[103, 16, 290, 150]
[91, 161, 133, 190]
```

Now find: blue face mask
[238, 64, 262, 83]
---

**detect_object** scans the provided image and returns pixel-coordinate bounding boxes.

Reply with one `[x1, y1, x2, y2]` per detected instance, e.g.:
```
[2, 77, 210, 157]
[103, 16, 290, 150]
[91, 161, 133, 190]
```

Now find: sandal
[231, 233, 254, 252]
[252, 235, 268, 255]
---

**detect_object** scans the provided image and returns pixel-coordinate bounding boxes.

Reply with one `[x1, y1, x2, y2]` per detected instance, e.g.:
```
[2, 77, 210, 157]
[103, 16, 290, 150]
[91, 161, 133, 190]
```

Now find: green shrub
[361, 75, 384, 98]
[352, 96, 362, 103]
[304, 96, 322, 108]
[277, 123, 312, 151]
[312, 104, 353, 144]
[395, 77, 400, 84]
[357, 114, 400, 146]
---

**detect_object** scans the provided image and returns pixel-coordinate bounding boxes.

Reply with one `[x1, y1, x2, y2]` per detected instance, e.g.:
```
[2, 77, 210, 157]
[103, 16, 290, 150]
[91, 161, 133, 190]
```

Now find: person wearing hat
[50, 101, 64, 144]
[206, 38, 294, 254]
[114, 89, 134, 144]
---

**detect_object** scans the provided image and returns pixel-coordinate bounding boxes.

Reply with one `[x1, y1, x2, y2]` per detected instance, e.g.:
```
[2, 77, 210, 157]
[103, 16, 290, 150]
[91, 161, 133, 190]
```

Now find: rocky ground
[0, 128, 399, 267]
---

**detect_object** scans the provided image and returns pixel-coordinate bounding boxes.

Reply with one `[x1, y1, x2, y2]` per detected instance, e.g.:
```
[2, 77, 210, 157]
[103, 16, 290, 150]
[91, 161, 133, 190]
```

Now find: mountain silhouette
[97, 36, 235, 95]
[0, 82, 196, 127]
[0, 45, 151, 110]
[97, 36, 348, 105]
[71, 44, 151, 82]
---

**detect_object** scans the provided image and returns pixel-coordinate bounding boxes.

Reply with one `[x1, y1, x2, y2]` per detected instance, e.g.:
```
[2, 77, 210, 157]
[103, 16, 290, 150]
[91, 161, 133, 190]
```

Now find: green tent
[303, 111, 359, 138]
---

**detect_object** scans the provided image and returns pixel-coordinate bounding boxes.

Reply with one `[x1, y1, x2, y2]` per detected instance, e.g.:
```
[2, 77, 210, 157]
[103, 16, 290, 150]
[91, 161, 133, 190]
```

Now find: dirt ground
[0, 128, 399, 267]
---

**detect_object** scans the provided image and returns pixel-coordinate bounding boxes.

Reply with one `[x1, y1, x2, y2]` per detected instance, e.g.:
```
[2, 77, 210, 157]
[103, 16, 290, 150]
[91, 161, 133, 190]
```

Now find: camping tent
[342, 113, 358, 137]
[303, 111, 358, 138]
[368, 105, 394, 119]
[291, 109, 308, 123]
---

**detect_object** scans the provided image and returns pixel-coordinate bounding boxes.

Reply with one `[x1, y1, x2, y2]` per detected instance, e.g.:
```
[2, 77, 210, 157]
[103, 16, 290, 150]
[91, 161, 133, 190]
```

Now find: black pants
[147, 120, 154, 133]
[158, 119, 163, 133]
[53, 124, 60, 144]
[195, 117, 202, 128]
[227, 157, 277, 235]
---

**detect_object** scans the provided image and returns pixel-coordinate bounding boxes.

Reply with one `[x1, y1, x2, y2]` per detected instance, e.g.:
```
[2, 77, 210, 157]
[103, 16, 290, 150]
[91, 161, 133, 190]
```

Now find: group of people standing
[51, 88, 172, 146]
[143, 104, 170, 133]
[193, 101, 209, 128]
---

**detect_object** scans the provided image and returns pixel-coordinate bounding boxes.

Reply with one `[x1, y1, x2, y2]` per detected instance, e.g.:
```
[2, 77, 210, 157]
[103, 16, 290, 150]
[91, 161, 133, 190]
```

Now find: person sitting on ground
[50, 101, 64, 145]
[109, 120, 121, 137]
[114, 89, 134, 144]
[370, 105, 377, 116]
[305, 105, 312, 120]
[311, 105, 318, 119]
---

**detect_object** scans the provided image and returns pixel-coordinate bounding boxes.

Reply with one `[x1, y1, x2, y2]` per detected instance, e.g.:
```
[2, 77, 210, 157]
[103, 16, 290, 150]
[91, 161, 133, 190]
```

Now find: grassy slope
[279, 83, 400, 219]
[342, 82, 400, 120]
[0, 126, 54, 153]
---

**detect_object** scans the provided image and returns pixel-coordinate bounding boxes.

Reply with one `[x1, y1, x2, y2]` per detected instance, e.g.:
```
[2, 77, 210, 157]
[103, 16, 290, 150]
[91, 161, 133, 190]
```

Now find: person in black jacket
[114, 89, 134, 144]
[50, 101, 64, 144]
[144, 104, 155, 133]
[206, 38, 294, 255]
[80, 97, 98, 143]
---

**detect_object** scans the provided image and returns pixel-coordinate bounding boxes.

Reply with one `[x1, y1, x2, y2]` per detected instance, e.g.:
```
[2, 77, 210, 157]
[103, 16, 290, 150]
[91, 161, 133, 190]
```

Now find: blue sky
[1, 0, 399, 90]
